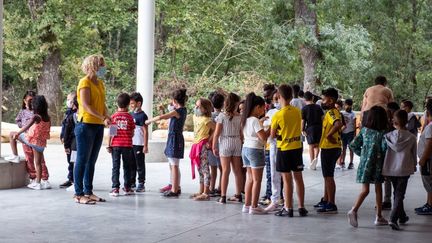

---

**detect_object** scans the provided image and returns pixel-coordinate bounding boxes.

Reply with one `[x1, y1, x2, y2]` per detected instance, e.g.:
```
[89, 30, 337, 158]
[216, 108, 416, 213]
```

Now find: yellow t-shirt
[320, 108, 342, 149]
[271, 105, 302, 151]
[77, 77, 106, 125]
[193, 115, 212, 143]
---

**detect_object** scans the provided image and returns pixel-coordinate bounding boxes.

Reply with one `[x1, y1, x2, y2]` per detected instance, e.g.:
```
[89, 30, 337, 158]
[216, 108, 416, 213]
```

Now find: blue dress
[164, 107, 187, 159]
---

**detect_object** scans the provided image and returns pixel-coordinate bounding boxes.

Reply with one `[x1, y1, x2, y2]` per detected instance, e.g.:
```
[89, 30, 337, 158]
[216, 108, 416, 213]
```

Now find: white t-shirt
[342, 111, 356, 133]
[290, 98, 306, 110]
[418, 123, 432, 159]
[243, 117, 264, 149]
[264, 108, 279, 144]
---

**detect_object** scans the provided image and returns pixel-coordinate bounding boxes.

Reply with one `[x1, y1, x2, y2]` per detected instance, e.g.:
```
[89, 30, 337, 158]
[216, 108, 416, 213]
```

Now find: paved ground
[0, 143, 431, 243]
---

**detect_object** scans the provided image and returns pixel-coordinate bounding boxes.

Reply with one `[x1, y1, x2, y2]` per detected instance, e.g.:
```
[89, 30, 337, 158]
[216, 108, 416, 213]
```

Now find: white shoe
[374, 216, 389, 226]
[242, 205, 250, 213]
[310, 158, 318, 170]
[249, 206, 268, 215]
[265, 203, 280, 212]
[347, 209, 358, 227]
[28, 179, 35, 185]
[5, 155, 20, 163]
[27, 181, 36, 189]
[28, 182, 42, 190]
[66, 184, 75, 192]
[41, 180, 52, 189]
[5, 154, 16, 160]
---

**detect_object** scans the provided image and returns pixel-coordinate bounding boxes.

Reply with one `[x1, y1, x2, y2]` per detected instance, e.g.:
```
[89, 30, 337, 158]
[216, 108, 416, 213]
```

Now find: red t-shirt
[111, 111, 135, 147]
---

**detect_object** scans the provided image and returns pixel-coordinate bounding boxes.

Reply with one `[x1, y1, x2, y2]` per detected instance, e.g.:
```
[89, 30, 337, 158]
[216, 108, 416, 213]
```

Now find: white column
[0, 0, 4, 156]
[136, 0, 155, 139]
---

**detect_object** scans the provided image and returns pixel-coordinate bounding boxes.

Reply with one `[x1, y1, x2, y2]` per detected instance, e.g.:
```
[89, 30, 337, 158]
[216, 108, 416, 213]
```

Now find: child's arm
[419, 138, 432, 167]
[13, 116, 38, 139]
[142, 124, 149, 153]
[326, 120, 343, 144]
[301, 119, 306, 136]
[412, 140, 418, 171]
[212, 123, 222, 156]
[145, 110, 180, 125]
[15, 111, 23, 128]
[349, 129, 363, 156]
[206, 121, 216, 149]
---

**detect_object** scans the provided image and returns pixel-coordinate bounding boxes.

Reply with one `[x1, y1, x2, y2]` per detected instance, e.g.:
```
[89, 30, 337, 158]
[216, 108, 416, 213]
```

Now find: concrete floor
[0, 143, 431, 243]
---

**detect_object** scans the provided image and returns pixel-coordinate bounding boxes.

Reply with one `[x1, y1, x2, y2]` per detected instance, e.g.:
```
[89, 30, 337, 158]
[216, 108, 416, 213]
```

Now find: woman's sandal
[85, 194, 106, 202]
[189, 192, 202, 199]
[74, 195, 96, 205]
[227, 194, 242, 203]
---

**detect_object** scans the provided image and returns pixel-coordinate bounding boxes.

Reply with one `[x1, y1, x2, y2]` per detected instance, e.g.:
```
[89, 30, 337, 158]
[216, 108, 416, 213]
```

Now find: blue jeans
[74, 123, 104, 196]
[264, 150, 272, 199]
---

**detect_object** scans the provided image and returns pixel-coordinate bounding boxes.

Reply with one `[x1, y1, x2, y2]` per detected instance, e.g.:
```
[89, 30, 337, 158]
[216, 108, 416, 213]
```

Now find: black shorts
[321, 148, 341, 177]
[305, 125, 322, 145]
[276, 148, 304, 173]
[341, 131, 355, 149]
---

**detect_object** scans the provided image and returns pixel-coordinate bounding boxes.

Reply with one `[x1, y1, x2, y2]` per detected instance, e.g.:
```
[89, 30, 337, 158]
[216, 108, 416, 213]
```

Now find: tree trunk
[410, 0, 418, 97]
[294, 0, 319, 93]
[28, 0, 63, 125]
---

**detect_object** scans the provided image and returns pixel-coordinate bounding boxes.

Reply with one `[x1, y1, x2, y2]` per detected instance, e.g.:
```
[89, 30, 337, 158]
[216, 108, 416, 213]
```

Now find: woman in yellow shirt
[74, 54, 111, 205]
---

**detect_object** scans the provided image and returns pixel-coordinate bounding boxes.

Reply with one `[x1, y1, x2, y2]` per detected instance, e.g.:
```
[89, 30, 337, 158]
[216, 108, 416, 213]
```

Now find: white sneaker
[27, 181, 36, 189]
[242, 205, 250, 213]
[5, 154, 16, 160]
[265, 203, 280, 212]
[310, 158, 318, 170]
[374, 216, 389, 226]
[5, 155, 20, 163]
[66, 184, 75, 192]
[249, 206, 268, 215]
[347, 209, 358, 227]
[28, 182, 42, 190]
[335, 165, 342, 170]
[28, 179, 35, 185]
[41, 180, 52, 189]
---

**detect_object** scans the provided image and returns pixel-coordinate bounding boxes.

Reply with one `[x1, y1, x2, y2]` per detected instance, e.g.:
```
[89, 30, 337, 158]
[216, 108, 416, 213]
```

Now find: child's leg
[251, 168, 264, 208]
[264, 150, 272, 199]
[389, 176, 409, 222]
[269, 144, 281, 204]
[201, 148, 210, 194]
[198, 162, 205, 194]
[340, 147, 346, 165]
[171, 163, 180, 193]
[281, 172, 293, 209]
[314, 147, 320, 161]
[210, 165, 217, 191]
[352, 184, 370, 212]
[130, 146, 139, 186]
[40, 156, 49, 180]
[111, 148, 121, 189]
[375, 183, 383, 217]
[122, 148, 134, 188]
[308, 145, 315, 162]
[384, 178, 392, 204]
[220, 157, 231, 197]
[232, 156, 243, 196]
[293, 172, 305, 208]
[325, 177, 336, 204]
[32, 149, 43, 183]
[23, 144, 36, 179]
[244, 168, 253, 206]
[349, 148, 354, 164]
[9, 132, 19, 155]
[218, 165, 222, 190]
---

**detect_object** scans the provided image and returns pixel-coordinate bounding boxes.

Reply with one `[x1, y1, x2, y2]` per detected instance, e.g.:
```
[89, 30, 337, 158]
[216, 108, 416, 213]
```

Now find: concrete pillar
[136, 0, 155, 139]
[0, 0, 4, 156]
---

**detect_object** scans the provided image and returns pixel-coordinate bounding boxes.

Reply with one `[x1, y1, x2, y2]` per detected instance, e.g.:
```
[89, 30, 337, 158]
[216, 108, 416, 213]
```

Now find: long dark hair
[364, 106, 388, 131]
[22, 90, 36, 110]
[241, 92, 265, 128]
[225, 92, 241, 120]
[172, 89, 188, 106]
[32, 95, 50, 122]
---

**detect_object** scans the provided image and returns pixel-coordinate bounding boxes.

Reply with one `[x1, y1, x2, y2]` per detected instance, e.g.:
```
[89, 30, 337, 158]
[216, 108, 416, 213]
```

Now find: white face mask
[66, 99, 73, 109]
[274, 103, 281, 110]
[168, 104, 175, 112]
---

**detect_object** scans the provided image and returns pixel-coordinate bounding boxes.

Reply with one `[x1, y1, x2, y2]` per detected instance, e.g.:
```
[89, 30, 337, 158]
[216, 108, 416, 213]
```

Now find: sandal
[217, 196, 227, 204]
[227, 194, 242, 203]
[189, 192, 203, 199]
[74, 195, 96, 205]
[194, 193, 210, 201]
[85, 194, 106, 202]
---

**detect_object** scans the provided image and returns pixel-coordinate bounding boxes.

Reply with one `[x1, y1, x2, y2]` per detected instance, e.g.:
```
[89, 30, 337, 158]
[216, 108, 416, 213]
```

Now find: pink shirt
[26, 120, 51, 147]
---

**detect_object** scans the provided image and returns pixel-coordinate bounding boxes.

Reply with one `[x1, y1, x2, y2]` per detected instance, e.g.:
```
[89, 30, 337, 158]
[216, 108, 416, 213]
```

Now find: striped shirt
[216, 113, 242, 138]
[111, 111, 135, 147]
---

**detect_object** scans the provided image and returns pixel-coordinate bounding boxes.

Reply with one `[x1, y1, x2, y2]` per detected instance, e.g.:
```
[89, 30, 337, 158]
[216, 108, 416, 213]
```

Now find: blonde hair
[81, 54, 105, 75]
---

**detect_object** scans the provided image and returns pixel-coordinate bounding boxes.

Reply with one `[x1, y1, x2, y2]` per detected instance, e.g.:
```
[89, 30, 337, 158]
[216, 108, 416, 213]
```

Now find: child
[415, 99, 432, 215]
[290, 84, 306, 110]
[146, 89, 188, 198]
[341, 99, 356, 170]
[315, 88, 343, 214]
[271, 85, 307, 217]
[212, 92, 244, 204]
[6, 96, 51, 190]
[348, 106, 389, 226]
[61, 95, 78, 189]
[107, 93, 136, 197]
[190, 98, 215, 201]
[401, 100, 421, 136]
[208, 92, 224, 196]
[301, 91, 324, 170]
[381, 110, 417, 230]
[241, 92, 269, 214]
[129, 92, 149, 193]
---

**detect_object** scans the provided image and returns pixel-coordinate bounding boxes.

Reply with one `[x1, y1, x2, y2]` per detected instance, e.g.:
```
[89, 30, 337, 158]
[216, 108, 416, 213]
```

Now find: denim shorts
[19, 133, 44, 153]
[242, 147, 265, 169]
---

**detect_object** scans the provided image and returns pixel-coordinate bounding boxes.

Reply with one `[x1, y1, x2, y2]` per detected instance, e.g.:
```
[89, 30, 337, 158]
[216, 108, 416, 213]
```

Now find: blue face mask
[96, 66, 107, 78]
[274, 103, 281, 110]
[194, 107, 203, 116]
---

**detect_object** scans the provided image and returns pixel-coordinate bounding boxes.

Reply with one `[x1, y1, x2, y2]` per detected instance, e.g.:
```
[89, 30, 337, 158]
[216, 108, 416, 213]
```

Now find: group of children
[5, 83, 432, 231]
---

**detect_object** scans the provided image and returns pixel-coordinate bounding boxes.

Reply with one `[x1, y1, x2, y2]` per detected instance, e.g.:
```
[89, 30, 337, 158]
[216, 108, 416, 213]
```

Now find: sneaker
[298, 208, 308, 217]
[131, 184, 136, 190]
[109, 188, 120, 197]
[66, 184, 75, 192]
[374, 216, 389, 226]
[335, 164, 342, 170]
[310, 158, 318, 170]
[347, 209, 358, 227]
[163, 191, 179, 198]
[242, 205, 251, 213]
[341, 163, 346, 169]
[348, 163, 354, 170]
[382, 201, 392, 210]
[415, 203, 432, 215]
[136, 183, 145, 193]
[249, 206, 267, 215]
[123, 187, 135, 196]
[399, 216, 409, 224]
[41, 180, 52, 190]
[313, 198, 327, 208]
[275, 208, 293, 217]
[265, 203, 280, 212]
[59, 180, 73, 188]
[194, 193, 210, 201]
[4, 154, 16, 160]
[389, 221, 400, 230]
[317, 203, 338, 214]
[28, 179, 35, 185]
[5, 155, 20, 163]
[27, 181, 36, 189]
[28, 182, 42, 190]
[159, 184, 172, 193]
